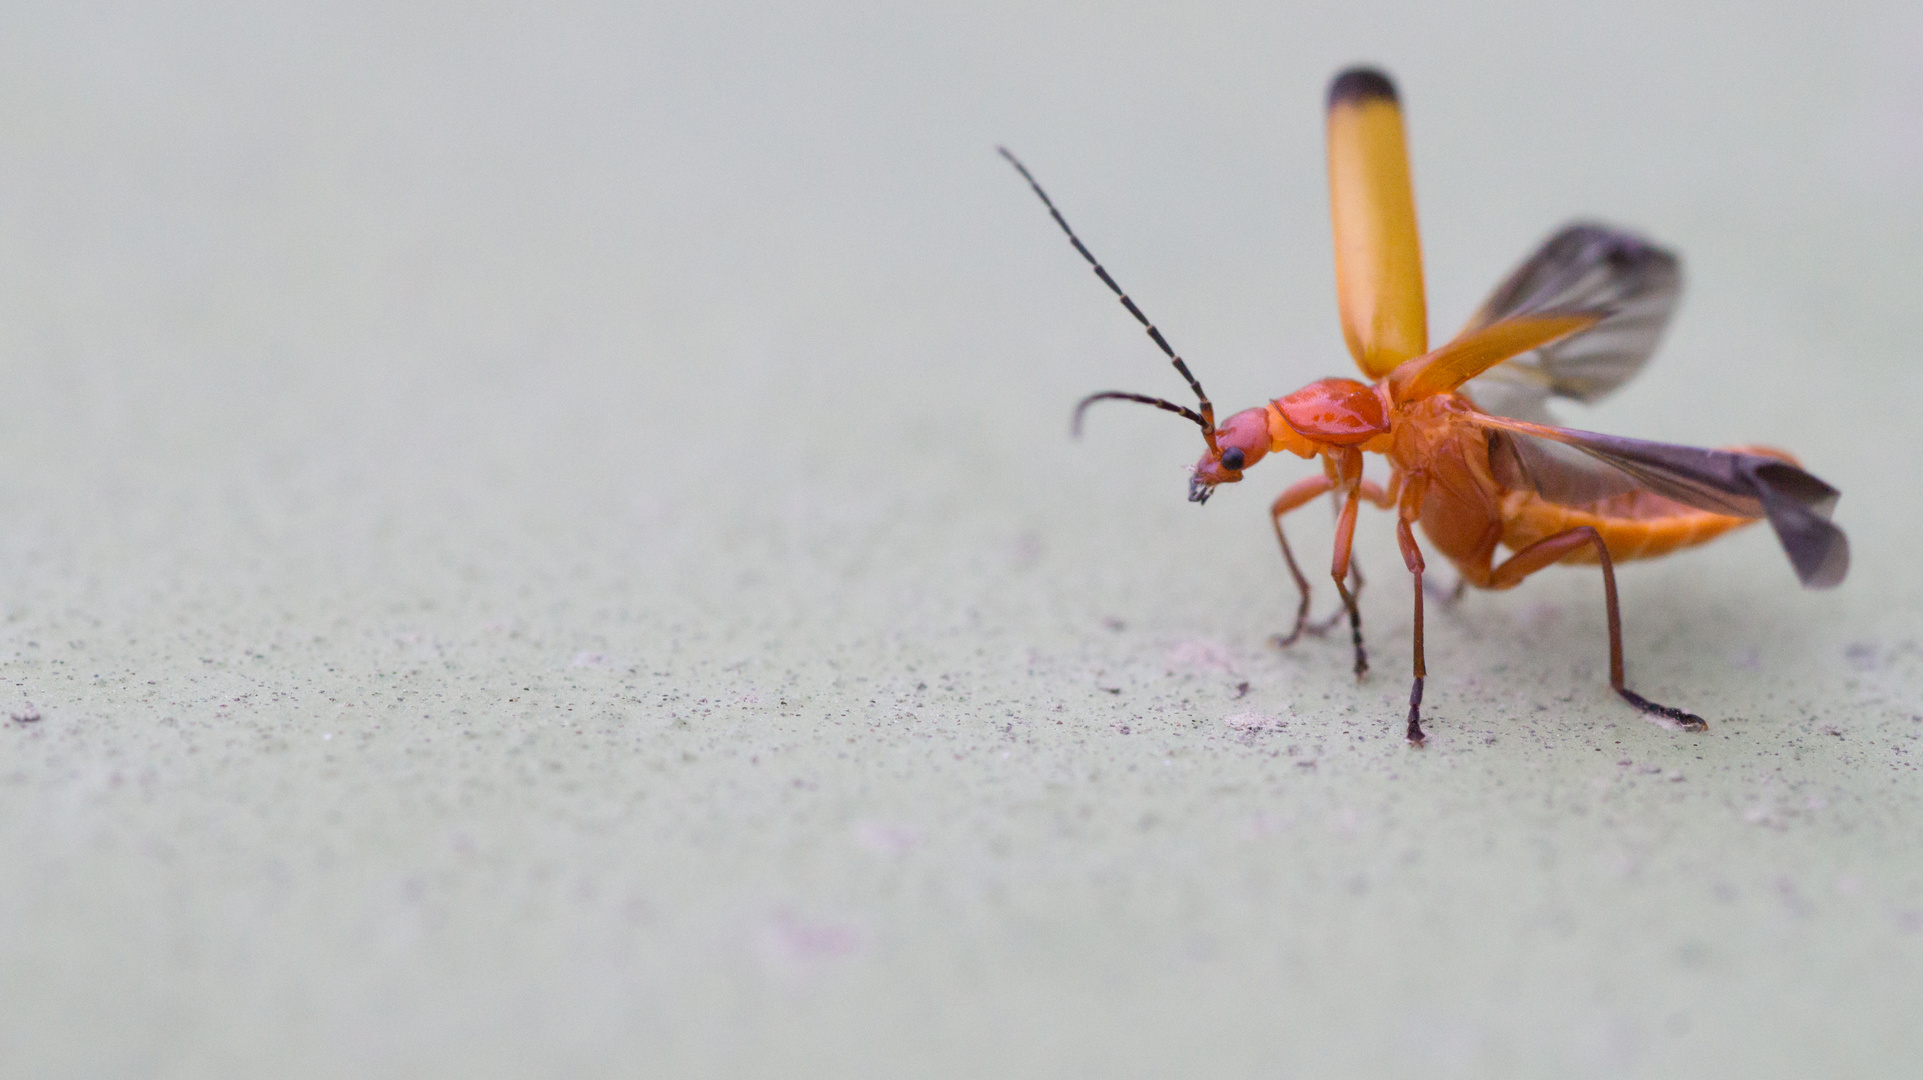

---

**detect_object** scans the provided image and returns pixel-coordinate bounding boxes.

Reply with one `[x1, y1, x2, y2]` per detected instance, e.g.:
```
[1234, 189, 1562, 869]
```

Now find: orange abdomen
[1499, 489, 1756, 563]
[1497, 442, 1795, 563]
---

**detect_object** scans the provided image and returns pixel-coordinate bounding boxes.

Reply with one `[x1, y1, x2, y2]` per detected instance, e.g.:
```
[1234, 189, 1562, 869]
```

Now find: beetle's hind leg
[1487, 527, 1706, 731]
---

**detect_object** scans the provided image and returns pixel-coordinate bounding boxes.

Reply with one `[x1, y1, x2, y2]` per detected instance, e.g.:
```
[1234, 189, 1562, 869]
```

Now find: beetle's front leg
[1269, 475, 1335, 647]
[1329, 482, 1367, 681]
[1307, 477, 1393, 634]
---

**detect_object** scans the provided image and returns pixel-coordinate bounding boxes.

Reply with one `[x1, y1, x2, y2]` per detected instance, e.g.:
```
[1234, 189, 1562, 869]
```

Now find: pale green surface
[2, 2, 1921, 1077]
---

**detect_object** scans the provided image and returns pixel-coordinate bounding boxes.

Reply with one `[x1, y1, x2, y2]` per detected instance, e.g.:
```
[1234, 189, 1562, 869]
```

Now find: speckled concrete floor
[2, 3, 1920, 1077]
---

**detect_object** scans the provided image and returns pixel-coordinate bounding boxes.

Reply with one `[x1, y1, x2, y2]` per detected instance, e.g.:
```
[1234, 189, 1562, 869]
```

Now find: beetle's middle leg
[1395, 516, 1429, 746]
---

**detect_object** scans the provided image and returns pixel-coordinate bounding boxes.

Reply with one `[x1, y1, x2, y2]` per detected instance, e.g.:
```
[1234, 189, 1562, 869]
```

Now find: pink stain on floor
[852, 821, 923, 855]
[1166, 639, 1237, 674]
[759, 911, 867, 966]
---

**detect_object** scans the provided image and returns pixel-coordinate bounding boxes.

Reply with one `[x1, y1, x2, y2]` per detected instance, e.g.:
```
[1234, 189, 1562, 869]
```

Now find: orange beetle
[1003, 67, 1848, 744]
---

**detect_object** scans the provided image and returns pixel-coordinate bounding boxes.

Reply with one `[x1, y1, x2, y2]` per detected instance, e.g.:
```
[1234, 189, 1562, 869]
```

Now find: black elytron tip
[1329, 67, 1399, 107]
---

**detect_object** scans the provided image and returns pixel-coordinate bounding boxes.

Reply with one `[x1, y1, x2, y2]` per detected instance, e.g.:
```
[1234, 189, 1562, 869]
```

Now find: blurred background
[1, 2, 1918, 1076]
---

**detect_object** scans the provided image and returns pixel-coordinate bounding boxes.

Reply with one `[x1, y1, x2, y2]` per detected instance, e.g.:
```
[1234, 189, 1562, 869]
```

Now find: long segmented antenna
[1072, 391, 1205, 436]
[999, 146, 1219, 455]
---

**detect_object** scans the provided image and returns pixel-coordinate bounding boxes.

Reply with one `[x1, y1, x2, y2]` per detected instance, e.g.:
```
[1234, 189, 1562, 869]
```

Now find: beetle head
[1187, 408, 1273, 503]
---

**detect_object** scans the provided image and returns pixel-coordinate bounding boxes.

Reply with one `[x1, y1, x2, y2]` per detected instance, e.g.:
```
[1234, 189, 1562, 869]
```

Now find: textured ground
[2, 2, 1920, 1077]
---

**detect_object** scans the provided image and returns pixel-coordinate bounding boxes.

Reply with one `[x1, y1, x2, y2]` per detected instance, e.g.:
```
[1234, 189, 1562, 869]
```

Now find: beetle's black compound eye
[1220, 447, 1246, 471]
